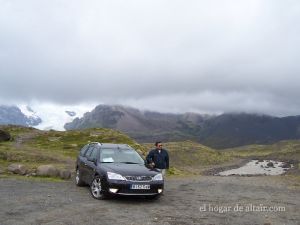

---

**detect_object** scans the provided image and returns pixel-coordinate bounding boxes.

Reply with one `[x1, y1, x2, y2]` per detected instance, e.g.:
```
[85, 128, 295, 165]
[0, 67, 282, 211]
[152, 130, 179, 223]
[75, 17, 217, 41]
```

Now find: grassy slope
[143, 140, 300, 175]
[142, 141, 234, 175]
[1, 125, 299, 178]
[223, 140, 300, 161]
[0, 125, 147, 175]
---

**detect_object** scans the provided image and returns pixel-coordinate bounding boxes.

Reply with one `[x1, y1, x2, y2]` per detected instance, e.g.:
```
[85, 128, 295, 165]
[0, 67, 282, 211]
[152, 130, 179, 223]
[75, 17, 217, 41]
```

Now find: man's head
[155, 141, 163, 149]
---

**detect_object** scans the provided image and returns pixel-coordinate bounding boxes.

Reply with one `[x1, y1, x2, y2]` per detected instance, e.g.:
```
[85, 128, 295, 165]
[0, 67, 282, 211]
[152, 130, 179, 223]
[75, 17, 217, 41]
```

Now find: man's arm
[165, 150, 169, 169]
[146, 150, 154, 164]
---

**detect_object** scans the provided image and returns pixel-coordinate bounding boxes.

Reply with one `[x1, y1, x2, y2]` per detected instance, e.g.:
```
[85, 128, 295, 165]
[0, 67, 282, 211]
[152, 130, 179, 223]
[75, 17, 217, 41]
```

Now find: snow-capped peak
[17, 103, 95, 131]
[19, 104, 42, 126]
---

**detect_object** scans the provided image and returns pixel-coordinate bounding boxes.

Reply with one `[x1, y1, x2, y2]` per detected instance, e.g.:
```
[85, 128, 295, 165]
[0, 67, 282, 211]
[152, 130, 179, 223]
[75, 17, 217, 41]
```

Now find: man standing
[146, 141, 169, 176]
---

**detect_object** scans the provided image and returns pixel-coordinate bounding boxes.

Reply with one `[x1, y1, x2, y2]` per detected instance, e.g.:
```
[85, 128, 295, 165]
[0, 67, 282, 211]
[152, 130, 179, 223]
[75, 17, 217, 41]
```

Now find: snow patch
[18, 103, 95, 131]
[19, 104, 42, 126]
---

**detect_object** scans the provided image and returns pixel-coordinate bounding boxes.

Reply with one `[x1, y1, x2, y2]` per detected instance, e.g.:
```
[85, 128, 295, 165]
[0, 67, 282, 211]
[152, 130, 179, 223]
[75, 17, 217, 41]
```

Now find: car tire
[90, 176, 108, 200]
[75, 168, 85, 186]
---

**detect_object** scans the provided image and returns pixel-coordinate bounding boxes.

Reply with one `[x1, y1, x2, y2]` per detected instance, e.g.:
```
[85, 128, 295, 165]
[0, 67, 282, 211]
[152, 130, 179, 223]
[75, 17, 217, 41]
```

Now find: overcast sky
[1, 0, 300, 116]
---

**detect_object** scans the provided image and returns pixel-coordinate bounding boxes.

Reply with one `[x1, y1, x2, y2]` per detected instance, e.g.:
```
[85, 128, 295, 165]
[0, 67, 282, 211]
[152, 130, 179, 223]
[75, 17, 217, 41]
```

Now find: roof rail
[88, 142, 102, 145]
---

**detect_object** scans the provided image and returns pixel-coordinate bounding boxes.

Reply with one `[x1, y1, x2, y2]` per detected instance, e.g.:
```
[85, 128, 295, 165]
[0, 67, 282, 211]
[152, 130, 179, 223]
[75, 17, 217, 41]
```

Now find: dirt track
[0, 176, 299, 225]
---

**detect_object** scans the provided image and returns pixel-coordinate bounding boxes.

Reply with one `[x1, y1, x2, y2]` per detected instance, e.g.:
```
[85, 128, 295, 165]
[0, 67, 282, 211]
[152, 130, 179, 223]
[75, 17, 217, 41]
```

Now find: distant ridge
[0, 105, 42, 126]
[64, 104, 300, 149]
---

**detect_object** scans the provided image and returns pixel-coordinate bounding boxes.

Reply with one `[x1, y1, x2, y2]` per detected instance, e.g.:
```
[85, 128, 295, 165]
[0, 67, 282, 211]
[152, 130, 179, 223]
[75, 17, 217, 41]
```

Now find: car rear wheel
[75, 168, 84, 186]
[90, 176, 108, 200]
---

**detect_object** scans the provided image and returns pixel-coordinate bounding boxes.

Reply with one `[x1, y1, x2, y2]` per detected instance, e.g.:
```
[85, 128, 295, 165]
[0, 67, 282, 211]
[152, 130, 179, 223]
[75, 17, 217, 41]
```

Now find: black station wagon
[75, 142, 164, 200]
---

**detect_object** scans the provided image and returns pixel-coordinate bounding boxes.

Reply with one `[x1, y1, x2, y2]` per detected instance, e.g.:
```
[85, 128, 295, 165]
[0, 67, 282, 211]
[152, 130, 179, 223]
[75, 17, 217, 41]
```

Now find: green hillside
[143, 140, 300, 175]
[142, 141, 234, 175]
[0, 125, 146, 176]
[0, 125, 299, 179]
[224, 140, 300, 162]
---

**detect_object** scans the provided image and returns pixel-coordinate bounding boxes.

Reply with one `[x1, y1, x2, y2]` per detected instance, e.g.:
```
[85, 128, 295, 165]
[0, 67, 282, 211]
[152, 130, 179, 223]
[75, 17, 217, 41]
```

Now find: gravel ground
[0, 176, 299, 225]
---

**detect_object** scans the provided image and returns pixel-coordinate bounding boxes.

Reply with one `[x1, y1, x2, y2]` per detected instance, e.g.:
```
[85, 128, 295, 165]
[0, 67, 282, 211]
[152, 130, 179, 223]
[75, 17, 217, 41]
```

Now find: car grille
[124, 175, 153, 182]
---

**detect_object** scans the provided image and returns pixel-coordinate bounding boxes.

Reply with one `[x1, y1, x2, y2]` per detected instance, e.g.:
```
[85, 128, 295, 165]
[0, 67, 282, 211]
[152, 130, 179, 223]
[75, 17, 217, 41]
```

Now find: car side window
[79, 144, 89, 157]
[89, 147, 98, 161]
[84, 145, 94, 158]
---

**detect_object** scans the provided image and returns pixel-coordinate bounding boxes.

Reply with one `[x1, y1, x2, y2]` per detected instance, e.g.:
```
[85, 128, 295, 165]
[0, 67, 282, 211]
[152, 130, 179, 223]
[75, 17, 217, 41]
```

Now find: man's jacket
[146, 149, 169, 169]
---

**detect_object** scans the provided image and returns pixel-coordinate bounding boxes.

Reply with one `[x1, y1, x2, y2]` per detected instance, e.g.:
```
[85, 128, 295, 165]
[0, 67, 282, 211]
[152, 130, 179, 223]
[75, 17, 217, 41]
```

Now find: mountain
[0, 105, 42, 126]
[2, 104, 300, 149]
[197, 113, 300, 149]
[0, 104, 90, 131]
[64, 104, 300, 149]
[64, 105, 211, 142]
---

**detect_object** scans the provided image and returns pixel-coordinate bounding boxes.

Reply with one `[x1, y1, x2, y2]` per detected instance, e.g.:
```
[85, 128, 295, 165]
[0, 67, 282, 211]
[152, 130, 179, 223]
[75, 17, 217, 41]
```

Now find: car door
[80, 145, 95, 183]
[77, 144, 89, 168]
[85, 146, 99, 184]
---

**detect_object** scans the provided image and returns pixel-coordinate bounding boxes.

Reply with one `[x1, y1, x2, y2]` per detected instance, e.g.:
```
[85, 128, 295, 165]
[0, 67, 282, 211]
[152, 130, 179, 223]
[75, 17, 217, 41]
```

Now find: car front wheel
[90, 176, 108, 200]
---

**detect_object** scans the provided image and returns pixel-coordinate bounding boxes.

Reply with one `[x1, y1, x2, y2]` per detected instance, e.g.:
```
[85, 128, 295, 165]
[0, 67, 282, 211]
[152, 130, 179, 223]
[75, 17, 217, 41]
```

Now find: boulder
[59, 170, 72, 179]
[266, 162, 274, 167]
[7, 164, 27, 175]
[281, 163, 291, 168]
[0, 130, 11, 142]
[36, 165, 59, 177]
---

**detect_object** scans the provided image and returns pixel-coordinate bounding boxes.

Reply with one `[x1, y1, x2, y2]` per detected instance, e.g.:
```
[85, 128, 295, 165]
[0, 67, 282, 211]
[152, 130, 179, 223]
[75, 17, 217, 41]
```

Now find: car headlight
[153, 173, 163, 181]
[107, 172, 126, 180]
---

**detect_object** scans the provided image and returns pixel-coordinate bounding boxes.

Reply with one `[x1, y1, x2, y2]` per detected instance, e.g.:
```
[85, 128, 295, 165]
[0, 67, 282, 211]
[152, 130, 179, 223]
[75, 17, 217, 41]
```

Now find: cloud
[0, 0, 299, 116]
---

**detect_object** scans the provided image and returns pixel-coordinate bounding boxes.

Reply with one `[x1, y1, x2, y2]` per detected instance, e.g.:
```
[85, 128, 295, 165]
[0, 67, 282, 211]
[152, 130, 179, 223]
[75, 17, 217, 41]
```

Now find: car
[75, 142, 164, 200]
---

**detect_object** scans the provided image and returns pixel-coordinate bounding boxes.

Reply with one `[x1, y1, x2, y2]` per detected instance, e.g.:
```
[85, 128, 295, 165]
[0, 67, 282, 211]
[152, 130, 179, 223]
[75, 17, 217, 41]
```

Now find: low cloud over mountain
[1, 1, 300, 116]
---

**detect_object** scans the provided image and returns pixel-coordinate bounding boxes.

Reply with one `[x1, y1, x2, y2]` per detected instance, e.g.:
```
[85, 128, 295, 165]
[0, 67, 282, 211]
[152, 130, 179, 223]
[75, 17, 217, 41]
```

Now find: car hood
[100, 163, 161, 176]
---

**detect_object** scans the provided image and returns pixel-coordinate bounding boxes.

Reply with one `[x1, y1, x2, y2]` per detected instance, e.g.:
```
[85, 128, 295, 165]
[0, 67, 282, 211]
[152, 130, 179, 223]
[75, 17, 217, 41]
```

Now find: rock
[0, 130, 11, 142]
[7, 164, 27, 175]
[281, 163, 291, 168]
[59, 170, 71, 179]
[266, 162, 274, 167]
[36, 165, 59, 177]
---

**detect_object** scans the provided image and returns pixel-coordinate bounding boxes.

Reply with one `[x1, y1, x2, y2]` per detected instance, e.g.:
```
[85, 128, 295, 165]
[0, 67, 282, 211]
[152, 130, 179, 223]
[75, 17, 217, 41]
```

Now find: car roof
[89, 142, 132, 149]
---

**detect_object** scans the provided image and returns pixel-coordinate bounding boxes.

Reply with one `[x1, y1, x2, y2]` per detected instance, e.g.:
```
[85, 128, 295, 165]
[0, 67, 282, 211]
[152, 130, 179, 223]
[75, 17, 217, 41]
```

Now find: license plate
[130, 184, 150, 190]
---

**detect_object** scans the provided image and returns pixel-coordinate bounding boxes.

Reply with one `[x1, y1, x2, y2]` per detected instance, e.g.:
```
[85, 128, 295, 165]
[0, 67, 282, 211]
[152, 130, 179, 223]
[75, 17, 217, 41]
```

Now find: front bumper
[105, 180, 164, 196]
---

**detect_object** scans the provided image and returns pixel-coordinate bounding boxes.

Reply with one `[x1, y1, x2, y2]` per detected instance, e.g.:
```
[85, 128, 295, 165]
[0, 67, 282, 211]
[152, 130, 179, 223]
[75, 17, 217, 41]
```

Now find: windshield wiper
[118, 162, 141, 164]
[100, 161, 114, 163]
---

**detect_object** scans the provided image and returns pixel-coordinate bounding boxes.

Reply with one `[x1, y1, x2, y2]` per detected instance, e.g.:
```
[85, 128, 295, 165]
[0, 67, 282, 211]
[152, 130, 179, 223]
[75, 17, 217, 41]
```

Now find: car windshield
[100, 148, 145, 164]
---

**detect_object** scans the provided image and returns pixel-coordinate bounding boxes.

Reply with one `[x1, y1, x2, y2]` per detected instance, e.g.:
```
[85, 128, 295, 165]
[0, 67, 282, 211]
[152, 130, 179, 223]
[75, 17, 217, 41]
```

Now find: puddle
[217, 160, 293, 176]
